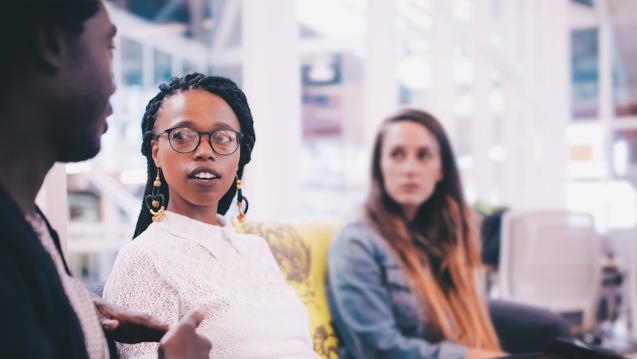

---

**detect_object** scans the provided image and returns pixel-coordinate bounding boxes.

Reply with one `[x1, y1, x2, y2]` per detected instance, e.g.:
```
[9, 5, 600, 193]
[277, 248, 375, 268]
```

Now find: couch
[91, 220, 570, 359]
[236, 221, 571, 358]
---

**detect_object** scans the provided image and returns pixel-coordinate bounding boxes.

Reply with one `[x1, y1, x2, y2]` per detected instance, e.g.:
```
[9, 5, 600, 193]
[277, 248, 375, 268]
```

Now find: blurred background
[35, 0, 637, 354]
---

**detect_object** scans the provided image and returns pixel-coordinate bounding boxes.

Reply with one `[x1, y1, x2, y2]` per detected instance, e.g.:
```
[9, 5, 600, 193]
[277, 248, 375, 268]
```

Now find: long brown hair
[366, 109, 500, 349]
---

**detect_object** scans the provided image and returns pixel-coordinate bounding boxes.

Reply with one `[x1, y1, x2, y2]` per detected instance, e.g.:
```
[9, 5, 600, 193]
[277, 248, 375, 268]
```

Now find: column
[472, 0, 495, 203]
[427, 0, 456, 141]
[241, 0, 302, 222]
[363, 0, 399, 147]
[517, 0, 570, 210]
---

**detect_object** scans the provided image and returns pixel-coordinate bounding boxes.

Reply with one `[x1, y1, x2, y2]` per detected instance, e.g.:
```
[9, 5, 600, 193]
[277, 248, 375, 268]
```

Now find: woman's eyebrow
[167, 120, 195, 128]
[170, 120, 238, 131]
[211, 122, 236, 131]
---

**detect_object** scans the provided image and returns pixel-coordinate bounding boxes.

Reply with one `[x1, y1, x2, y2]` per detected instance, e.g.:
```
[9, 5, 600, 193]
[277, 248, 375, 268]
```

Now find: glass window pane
[571, 28, 599, 120]
[121, 38, 143, 87]
[613, 22, 637, 117]
[154, 50, 172, 86]
[182, 61, 199, 76]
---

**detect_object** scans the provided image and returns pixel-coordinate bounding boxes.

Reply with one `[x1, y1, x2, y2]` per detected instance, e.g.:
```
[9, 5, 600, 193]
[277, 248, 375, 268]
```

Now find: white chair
[498, 210, 602, 333]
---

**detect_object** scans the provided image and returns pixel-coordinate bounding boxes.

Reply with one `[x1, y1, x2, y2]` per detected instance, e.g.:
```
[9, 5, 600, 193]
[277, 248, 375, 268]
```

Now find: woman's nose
[194, 134, 215, 159]
[401, 156, 419, 172]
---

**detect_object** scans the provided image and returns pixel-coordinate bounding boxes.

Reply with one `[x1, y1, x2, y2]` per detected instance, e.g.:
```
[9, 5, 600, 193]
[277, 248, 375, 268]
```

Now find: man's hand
[468, 349, 508, 359]
[93, 297, 169, 344]
[158, 308, 211, 359]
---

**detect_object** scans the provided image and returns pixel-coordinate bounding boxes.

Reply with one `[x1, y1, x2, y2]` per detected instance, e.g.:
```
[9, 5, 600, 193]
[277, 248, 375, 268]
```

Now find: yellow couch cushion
[236, 221, 340, 359]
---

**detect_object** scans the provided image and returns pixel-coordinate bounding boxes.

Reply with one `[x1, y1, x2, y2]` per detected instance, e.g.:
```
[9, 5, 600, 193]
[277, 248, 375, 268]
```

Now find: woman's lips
[400, 183, 421, 192]
[187, 167, 221, 188]
[187, 176, 220, 190]
[188, 167, 221, 178]
[189, 177, 219, 186]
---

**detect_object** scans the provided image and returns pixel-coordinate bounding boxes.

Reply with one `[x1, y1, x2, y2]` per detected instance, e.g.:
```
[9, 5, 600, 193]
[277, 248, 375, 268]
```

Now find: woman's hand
[158, 308, 211, 359]
[93, 297, 169, 343]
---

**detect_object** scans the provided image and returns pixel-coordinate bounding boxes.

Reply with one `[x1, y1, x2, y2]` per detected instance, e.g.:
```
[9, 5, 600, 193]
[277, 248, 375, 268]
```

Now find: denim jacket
[327, 220, 468, 359]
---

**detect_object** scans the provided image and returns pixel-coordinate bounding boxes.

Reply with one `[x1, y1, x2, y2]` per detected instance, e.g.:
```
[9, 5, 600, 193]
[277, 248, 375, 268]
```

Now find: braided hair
[133, 73, 256, 238]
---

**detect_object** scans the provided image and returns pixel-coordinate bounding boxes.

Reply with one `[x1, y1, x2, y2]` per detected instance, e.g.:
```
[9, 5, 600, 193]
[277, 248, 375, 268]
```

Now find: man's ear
[34, 27, 66, 71]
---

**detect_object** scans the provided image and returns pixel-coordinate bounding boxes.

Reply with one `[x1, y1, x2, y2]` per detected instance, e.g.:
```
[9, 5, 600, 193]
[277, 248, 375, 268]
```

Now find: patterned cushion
[235, 221, 340, 359]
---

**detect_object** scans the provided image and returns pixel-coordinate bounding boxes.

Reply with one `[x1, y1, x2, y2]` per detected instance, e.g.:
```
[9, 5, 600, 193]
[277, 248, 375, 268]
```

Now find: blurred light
[202, 18, 214, 30]
[613, 139, 628, 177]
[396, 0, 432, 28]
[490, 86, 504, 114]
[532, 136, 544, 163]
[490, 33, 503, 48]
[308, 58, 336, 82]
[566, 181, 637, 231]
[457, 154, 474, 170]
[396, 55, 429, 89]
[489, 145, 508, 162]
[452, 0, 473, 21]
[296, 0, 365, 40]
[66, 162, 92, 174]
[565, 123, 604, 143]
[453, 56, 474, 85]
[488, 191, 500, 205]
[454, 95, 474, 117]
[119, 169, 148, 185]
[464, 184, 477, 204]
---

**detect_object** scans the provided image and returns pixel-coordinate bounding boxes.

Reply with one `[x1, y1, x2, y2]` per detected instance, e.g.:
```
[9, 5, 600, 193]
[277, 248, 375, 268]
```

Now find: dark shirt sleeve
[327, 226, 468, 359]
[0, 255, 54, 359]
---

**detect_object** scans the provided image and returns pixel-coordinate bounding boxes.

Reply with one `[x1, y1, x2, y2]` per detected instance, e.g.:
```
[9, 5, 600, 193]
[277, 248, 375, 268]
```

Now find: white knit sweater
[103, 211, 318, 358]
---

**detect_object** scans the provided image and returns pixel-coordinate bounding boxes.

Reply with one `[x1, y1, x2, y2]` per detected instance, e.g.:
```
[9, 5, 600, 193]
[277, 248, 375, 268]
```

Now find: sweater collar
[153, 210, 241, 257]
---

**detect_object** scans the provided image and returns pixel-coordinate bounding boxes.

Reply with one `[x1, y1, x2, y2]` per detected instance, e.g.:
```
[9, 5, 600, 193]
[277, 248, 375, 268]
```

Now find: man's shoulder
[0, 201, 53, 271]
[0, 191, 62, 300]
[0, 228, 50, 310]
[0, 187, 37, 244]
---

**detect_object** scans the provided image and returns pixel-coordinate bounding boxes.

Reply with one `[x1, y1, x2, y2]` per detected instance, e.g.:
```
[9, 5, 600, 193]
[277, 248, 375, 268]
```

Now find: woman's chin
[177, 194, 220, 208]
[396, 198, 426, 209]
[189, 200, 220, 208]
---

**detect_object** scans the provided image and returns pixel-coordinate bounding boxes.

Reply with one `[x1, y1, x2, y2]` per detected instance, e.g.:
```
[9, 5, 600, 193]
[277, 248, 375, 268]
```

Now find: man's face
[49, 1, 117, 162]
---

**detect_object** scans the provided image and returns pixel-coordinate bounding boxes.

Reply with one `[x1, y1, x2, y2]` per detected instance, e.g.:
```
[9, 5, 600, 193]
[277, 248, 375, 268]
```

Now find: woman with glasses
[103, 73, 318, 359]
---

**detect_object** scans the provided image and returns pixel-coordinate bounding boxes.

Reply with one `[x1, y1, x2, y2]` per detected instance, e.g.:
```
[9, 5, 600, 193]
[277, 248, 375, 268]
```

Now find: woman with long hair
[327, 109, 504, 358]
[103, 73, 318, 358]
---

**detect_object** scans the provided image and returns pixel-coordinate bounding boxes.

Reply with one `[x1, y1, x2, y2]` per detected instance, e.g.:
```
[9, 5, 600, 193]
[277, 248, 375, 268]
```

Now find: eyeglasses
[152, 126, 243, 155]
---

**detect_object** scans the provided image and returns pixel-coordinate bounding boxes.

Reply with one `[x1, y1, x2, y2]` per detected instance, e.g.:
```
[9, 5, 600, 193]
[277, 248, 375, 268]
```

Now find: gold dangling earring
[235, 177, 248, 223]
[145, 168, 166, 222]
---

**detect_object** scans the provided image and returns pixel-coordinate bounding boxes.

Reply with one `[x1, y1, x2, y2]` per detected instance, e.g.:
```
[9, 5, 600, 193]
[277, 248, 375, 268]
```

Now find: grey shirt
[327, 219, 468, 359]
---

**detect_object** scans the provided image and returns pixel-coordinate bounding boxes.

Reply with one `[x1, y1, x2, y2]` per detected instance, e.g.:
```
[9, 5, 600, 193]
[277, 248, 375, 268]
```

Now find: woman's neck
[403, 206, 418, 222]
[166, 196, 219, 226]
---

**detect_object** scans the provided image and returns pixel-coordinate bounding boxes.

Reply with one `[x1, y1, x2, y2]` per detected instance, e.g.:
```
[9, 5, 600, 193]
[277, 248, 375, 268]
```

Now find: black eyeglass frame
[150, 126, 244, 155]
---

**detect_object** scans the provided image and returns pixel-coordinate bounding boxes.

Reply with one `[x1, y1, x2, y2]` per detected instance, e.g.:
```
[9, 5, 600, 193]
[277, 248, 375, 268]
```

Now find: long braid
[133, 73, 256, 239]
